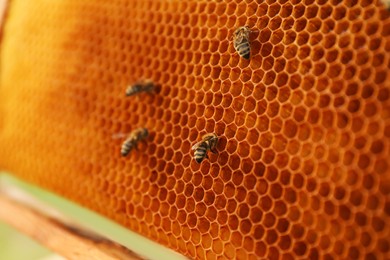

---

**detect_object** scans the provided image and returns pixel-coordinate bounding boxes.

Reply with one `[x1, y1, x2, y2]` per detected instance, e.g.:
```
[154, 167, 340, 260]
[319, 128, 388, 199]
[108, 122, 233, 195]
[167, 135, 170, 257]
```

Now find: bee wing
[202, 133, 217, 141]
[112, 133, 128, 139]
[144, 79, 154, 85]
[191, 141, 203, 151]
[231, 31, 238, 41]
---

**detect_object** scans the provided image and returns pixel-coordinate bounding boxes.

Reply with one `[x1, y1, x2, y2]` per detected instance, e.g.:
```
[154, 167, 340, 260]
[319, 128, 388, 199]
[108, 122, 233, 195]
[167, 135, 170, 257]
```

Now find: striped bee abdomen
[235, 41, 250, 59]
[121, 139, 134, 156]
[125, 84, 143, 96]
[194, 143, 208, 163]
[125, 79, 155, 96]
[120, 127, 149, 157]
[192, 133, 218, 163]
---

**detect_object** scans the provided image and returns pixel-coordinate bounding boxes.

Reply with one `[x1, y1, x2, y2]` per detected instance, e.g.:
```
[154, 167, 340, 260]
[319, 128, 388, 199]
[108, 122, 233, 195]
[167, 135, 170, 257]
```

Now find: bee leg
[210, 148, 218, 154]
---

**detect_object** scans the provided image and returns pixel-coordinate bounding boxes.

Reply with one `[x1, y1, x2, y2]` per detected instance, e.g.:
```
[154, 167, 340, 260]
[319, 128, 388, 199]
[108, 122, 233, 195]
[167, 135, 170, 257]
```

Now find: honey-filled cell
[0, 0, 390, 259]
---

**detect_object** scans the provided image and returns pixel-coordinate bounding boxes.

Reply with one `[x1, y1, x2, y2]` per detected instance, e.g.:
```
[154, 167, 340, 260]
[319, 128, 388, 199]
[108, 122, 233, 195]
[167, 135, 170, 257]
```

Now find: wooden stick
[0, 0, 9, 32]
[0, 185, 144, 260]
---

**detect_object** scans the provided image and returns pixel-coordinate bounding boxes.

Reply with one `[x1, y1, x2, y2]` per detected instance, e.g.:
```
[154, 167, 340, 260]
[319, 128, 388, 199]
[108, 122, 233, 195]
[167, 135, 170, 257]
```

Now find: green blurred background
[0, 221, 55, 260]
[0, 172, 186, 260]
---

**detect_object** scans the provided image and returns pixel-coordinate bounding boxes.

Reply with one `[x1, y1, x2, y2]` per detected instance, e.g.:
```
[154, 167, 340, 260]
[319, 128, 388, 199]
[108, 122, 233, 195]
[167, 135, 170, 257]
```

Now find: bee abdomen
[126, 80, 154, 96]
[236, 41, 250, 59]
[125, 85, 142, 96]
[121, 141, 134, 156]
[194, 146, 207, 163]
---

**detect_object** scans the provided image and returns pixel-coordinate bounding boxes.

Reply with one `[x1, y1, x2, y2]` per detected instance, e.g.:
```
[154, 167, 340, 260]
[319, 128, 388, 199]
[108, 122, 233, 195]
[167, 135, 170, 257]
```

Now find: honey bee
[125, 79, 155, 96]
[233, 26, 251, 60]
[191, 133, 218, 163]
[121, 127, 149, 156]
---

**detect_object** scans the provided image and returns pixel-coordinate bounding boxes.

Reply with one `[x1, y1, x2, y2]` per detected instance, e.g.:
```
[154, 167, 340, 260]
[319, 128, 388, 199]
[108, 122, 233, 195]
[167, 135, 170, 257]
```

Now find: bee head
[141, 128, 149, 138]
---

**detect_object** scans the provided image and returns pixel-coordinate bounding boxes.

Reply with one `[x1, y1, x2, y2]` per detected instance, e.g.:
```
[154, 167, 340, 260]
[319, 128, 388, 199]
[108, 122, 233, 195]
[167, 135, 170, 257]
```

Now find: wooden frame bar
[0, 185, 144, 260]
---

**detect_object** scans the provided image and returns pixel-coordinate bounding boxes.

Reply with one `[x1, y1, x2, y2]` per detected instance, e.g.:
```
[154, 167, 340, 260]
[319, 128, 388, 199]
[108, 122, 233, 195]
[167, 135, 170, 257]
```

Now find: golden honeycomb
[0, 0, 390, 259]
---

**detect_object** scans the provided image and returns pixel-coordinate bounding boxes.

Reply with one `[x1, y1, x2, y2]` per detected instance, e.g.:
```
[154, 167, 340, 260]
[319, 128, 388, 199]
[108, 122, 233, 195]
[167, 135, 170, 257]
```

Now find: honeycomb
[0, 0, 390, 259]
